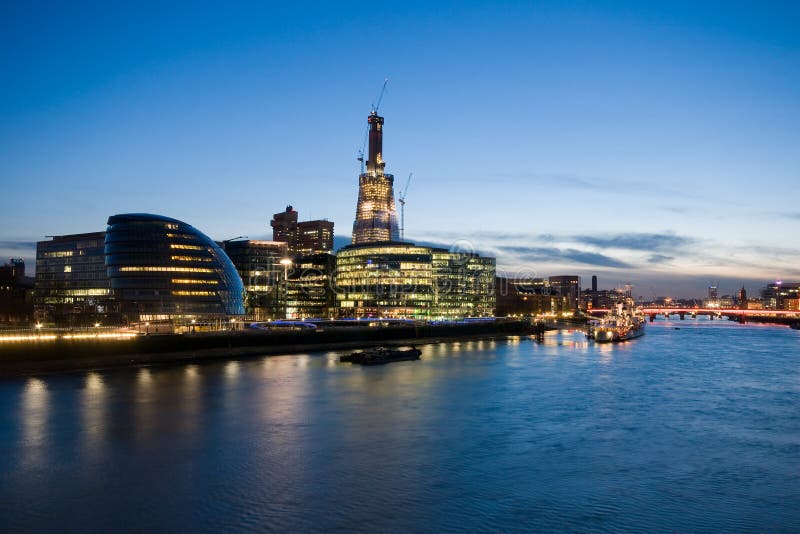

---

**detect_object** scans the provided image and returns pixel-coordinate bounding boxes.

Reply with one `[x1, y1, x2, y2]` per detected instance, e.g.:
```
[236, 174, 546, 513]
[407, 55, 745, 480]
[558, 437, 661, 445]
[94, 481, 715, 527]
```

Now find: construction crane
[372, 77, 388, 114]
[398, 172, 412, 241]
[356, 78, 389, 174]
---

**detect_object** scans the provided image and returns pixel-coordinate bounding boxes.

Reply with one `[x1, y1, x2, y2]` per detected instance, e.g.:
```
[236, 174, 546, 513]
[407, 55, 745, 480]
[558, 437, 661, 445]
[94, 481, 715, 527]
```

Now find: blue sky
[1, 1, 798, 297]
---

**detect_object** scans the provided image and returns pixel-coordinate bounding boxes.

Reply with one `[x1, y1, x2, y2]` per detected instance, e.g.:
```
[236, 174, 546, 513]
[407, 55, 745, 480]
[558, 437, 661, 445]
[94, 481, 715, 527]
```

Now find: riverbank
[0, 320, 532, 378]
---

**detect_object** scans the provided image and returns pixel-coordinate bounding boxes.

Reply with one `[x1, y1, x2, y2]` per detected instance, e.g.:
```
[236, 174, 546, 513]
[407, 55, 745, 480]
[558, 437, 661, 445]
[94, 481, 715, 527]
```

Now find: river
[1, 319, 798, 531]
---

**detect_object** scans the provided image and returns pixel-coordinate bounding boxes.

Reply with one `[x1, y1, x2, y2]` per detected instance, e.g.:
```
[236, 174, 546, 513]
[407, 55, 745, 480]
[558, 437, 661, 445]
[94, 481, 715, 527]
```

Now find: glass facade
[431, 251, 496, 319]
[286, 253, 336, 319]
[335, 243, 496, 319]
[34, 232, 114, 325]
[105, 213, 244, 323]
[223, 240, 287, 320]
[335, 243, 434, 319]
[352, 112, 400, 244]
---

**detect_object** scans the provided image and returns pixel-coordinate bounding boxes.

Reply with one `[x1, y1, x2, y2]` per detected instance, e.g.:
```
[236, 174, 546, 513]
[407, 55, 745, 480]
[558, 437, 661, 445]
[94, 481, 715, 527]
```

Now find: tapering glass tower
[352, 111, 400, 244]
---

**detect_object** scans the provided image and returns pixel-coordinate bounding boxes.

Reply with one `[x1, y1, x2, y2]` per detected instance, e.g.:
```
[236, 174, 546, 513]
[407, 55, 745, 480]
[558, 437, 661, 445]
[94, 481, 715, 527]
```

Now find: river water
[1, 319, 798, 532]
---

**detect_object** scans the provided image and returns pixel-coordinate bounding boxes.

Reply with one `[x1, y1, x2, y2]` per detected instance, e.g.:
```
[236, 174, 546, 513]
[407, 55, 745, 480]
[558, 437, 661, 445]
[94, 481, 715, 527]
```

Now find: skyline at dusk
[2, 2, 799, 297]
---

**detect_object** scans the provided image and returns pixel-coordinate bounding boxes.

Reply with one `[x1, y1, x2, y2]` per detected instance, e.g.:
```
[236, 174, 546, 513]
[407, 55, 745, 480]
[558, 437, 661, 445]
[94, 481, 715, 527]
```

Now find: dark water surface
[1, 320, 799, 532]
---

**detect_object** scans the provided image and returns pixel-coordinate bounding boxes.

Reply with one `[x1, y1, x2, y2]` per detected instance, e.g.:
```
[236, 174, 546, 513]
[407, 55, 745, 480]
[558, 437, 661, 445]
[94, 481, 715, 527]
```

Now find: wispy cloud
[572, 232, 693, 252]
[647, 254, 674, 263]
[0, 240, 36, 251]
[498, 246, 632, 269]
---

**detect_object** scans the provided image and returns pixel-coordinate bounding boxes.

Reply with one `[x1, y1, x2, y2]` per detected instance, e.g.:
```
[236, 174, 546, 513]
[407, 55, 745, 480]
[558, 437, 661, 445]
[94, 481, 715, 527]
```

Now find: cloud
[0, 240, 37, 251]
[572, 232, 693, 252]
[499, 246, 632, 269]
[647, 254, 674, 263]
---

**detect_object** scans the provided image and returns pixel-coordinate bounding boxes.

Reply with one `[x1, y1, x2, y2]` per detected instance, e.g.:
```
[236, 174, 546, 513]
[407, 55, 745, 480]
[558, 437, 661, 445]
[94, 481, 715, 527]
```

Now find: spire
[366, 112, 385, 175]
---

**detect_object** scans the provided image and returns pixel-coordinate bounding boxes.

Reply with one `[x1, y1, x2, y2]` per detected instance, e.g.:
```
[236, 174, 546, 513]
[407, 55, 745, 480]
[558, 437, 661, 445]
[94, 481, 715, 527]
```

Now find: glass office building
[432, 250, 496, 319]
[34, 232, 114, 325]
[334, 243, 496, 319]
[223, 240, 288, 320]
[335, 243, 434, 319]
[286, 253, 336, 319]
[105, 213, 244, 324]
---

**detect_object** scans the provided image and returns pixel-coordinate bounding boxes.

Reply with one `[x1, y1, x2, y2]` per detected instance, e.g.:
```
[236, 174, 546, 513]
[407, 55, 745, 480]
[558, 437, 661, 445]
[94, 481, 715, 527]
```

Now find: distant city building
[583, 288, 624, 310]
[719, 295, 734, 308]
[745, 297, 763, 310]
[738, 286, 747, 309]
[351, 111, 400, 244]
[496, 277, 569, 316]
[34, 232, 114, 326]
[0, 258, 33, 324]
[706, 283, 719, 308]
[105, 214, 244, 327]
[270, 205, 334, 256]
[583, 275, 625, 309]
[548, 276, 581, 311]
[223, 240, 288, 320]
[287, 253, 336, 319]
[760, 281, 800, 310]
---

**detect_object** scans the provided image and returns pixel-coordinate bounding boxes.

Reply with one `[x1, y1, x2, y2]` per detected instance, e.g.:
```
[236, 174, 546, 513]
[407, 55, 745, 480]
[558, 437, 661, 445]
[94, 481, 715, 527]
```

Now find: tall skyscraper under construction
[352, 111, 400, 244]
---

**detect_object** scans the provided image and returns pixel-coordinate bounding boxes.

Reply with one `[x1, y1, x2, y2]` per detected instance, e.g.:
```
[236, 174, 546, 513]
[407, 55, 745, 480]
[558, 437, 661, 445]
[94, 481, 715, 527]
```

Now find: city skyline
[1, 2, 799, 298]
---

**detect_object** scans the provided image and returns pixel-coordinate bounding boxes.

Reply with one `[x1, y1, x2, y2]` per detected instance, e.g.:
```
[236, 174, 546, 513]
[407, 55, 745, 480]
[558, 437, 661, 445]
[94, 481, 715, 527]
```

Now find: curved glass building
[105, 214, 244, 324]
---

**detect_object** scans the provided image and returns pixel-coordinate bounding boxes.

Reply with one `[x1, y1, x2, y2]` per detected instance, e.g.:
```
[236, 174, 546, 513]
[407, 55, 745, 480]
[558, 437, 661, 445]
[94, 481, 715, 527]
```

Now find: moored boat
[588, 301, 646, 343]
[340, 346, 422, 365]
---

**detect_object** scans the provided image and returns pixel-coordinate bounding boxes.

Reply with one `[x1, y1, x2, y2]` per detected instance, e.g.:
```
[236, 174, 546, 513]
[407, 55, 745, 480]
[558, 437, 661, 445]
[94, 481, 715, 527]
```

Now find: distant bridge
[588, 308, 800, 322]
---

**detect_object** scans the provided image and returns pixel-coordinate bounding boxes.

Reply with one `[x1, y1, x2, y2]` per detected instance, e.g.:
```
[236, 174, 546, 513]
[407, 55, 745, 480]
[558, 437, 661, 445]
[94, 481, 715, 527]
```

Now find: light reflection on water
[0, 322, 798, 531]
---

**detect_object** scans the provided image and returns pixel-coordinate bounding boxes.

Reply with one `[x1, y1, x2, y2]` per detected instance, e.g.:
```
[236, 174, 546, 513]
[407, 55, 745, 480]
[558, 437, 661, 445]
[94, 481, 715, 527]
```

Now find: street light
[280, 258, 293, 319]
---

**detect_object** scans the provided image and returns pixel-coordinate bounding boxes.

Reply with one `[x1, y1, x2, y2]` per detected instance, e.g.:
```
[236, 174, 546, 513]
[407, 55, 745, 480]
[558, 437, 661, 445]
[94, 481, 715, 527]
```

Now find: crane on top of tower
[398, 172, 412, 241]
[357, 78, 390, 174]
[372, 77, 389, 114]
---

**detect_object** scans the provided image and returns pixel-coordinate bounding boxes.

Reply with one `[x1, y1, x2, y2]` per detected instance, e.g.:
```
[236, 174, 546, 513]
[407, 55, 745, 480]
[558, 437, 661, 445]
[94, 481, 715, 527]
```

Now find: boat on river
[588, 300, 646, 343]
[340, 346, 422, 365]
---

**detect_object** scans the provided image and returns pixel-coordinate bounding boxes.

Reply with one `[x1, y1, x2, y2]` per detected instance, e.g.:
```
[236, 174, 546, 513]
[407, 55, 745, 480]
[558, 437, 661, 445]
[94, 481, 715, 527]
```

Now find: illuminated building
[271, 205, 334, 256]
[706, 283, 719, 308]
[737, 286, 747, 309]
[337, 110, 495, 319]
[334, 243, 495, 319]
[105, 213, 244, 326]
[548, 276, 582, 311]
[761, 281, 800, 310]
[335, 243, 433, 318]
[431, 250, 495, 319]
[352, 112, 399, 244]
[496, 277, 569, 316]
[34, 232, 114, 325]
[286, 253, 336, 319]
[223, 240, 288, 320]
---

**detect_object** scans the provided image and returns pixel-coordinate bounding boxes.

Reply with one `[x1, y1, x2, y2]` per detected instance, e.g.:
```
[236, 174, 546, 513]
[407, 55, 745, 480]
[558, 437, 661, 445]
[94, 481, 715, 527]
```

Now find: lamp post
[280, 258, 293, 319]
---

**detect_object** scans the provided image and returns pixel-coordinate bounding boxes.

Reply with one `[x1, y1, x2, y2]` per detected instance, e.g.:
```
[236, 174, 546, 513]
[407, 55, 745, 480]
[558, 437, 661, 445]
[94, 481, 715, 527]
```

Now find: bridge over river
[588, 308, 800, 324]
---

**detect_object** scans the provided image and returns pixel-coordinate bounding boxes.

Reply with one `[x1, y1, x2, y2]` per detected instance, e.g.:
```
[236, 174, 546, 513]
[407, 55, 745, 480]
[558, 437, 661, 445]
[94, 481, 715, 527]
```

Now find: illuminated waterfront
[1, 320, 798, 531]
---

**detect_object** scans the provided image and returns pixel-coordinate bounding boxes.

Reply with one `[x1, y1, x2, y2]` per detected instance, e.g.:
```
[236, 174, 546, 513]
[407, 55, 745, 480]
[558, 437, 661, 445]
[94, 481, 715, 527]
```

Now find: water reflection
[21, 378, 49, 467]
[3, 322, 799, 532]
[81, 372, 107, 458]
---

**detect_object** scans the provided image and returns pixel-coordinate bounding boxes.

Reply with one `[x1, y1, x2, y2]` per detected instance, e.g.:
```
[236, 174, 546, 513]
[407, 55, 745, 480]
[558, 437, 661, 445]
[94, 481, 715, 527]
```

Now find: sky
[1, 1, 798, 298]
